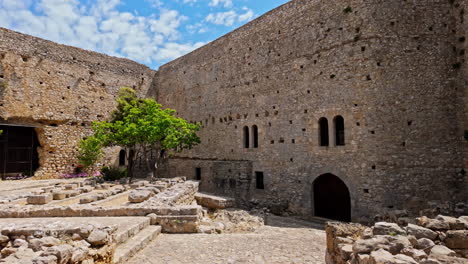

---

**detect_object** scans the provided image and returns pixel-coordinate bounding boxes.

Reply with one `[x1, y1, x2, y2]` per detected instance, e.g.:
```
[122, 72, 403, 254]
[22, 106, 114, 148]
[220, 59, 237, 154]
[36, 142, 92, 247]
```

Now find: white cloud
[0, 0, 203, 67]
[205, 8, 255, 27]
[238, 7, 254, 22]
[209, 0, 233, 8]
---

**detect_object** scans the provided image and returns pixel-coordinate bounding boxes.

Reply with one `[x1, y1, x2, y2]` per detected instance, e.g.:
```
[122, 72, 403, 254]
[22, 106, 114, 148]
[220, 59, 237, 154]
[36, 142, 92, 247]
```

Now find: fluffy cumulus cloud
[0, 0, 204, 67]
[209, 0, 233, 8]
[205, 7, 255, 27]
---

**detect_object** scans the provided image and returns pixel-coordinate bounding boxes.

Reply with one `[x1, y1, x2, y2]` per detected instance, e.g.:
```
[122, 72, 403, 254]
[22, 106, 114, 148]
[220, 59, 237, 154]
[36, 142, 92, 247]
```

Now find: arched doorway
[313, 173, 351, 222]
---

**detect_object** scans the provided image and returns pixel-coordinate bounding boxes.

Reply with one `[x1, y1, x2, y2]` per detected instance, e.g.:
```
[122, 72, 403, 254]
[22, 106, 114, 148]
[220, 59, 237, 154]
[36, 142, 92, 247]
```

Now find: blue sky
[0, 0, 289, 69]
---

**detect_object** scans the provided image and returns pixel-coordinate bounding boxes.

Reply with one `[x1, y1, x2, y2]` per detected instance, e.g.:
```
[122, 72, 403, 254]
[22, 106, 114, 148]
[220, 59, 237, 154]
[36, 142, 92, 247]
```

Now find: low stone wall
[0, 221, 116, 263]
[326, 215, 468, 264]
[0, 180, 202, 234]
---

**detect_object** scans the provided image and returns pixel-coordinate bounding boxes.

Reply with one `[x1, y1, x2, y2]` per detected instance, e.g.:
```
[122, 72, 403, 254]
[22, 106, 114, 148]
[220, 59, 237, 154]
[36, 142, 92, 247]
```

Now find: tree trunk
[127, 147, 136, 183]
[142, 144, 155, 181]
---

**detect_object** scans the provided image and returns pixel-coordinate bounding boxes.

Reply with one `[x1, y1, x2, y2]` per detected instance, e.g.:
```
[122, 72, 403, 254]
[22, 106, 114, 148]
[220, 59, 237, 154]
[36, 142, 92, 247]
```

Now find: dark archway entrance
[0, 125, 40, 179]
[313, 173, 351, 222]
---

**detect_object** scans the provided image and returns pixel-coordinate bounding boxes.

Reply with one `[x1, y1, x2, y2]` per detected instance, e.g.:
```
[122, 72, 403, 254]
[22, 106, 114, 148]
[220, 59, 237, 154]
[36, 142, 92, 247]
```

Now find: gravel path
[128, 215, 326, 264]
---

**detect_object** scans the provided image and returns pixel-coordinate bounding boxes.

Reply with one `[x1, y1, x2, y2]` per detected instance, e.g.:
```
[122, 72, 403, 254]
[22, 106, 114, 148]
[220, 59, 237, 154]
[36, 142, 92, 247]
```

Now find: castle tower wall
[155, 0, 468, 221]
[0, 28, 157, 178]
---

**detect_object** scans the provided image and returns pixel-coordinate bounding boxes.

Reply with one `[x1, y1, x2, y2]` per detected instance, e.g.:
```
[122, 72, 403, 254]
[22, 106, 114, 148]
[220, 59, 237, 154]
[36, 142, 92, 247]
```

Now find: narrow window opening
[334, 116, 345, 146]
[195, 168, 201, 181]
[119, 149, 126, 166]
[243, 126, 250, 148]
[252, 125, 259, 148]
[255, 172, 264, 189]
[319, 118, 329, 146]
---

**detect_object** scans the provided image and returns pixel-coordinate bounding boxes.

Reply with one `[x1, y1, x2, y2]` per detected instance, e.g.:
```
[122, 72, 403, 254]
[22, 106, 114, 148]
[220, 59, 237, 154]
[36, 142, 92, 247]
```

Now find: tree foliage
[77, 136, 102, 169]
[82, 87, 200, 182]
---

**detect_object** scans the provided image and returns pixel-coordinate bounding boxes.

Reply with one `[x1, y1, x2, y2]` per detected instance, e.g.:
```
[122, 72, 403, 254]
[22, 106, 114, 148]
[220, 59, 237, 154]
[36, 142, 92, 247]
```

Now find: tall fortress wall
[0, 28, 157, 178]
[156, 0, 468, 221]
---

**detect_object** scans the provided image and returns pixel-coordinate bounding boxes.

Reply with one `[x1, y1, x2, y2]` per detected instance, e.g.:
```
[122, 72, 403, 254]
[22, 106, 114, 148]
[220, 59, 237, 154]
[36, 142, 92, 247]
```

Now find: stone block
[52, 192, 67, 200]
[80, 196, 97, 204]
[128, 190, 152, 203]
[406, 224, 438, 240]
[27, 194, 52, 205]
[444, 230, 468, 249]
[64, 184, 78, 190]
[195, 192, 235, 209]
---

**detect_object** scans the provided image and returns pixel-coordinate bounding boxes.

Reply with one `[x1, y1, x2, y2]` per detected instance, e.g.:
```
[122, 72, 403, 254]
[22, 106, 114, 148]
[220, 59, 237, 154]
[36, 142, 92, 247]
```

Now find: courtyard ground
[128, 215, 326, 264]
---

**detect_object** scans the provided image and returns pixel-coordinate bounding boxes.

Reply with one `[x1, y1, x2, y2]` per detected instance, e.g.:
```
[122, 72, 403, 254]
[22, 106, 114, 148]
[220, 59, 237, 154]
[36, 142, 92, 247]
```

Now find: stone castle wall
[0, 28, 157, 179]
[156, 0, 468, 221]
[0, 0, 466, 222]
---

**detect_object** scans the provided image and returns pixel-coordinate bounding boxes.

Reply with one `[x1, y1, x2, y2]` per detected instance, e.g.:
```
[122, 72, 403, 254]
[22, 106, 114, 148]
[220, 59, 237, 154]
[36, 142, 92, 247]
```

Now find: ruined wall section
[0, 28, 157, 178]
[156, 0, 467, 221]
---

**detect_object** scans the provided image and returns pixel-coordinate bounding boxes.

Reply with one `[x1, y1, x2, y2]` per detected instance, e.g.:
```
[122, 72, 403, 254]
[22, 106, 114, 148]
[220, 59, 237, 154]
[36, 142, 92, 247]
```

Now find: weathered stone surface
[13, 238, 28, 248]
[406, 224, 438, 240]
[52, 192, 67, 201]
[369, 249, 395, 264]
[373, 222, 407, 236]
[64, 184, 78, 190]
[86, 229, 108, 246]
[0, 235, 9, 245]
[27, 194, 52, 205]
[416, 238, 435, 252]
[43, 245, 73, 264]
[80, 196, 97, 204]
[70, 247, 89, 263]
[401, 247, 427, 261]
[435, 215, 466, 230]
[339, 244, 353, 261]
[444, 230, 468, 249]
[425, 220, 450, 231]
[33, 255, 58, 264]
[128, 190, 152, 203]
[195, 192, 235, 209]
[430, 245, 456, 257]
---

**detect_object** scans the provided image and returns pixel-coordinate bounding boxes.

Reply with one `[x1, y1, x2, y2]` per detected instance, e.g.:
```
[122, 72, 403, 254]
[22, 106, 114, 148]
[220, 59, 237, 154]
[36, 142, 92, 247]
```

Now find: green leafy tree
[77, 136, 103, 171]
[91, 87, 200, 182]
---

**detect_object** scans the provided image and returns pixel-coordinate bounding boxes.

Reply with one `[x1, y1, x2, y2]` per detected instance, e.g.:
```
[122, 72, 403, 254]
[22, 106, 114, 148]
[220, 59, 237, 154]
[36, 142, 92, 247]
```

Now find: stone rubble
[326, 215, 468, 264]
[0, 222, 116, 264]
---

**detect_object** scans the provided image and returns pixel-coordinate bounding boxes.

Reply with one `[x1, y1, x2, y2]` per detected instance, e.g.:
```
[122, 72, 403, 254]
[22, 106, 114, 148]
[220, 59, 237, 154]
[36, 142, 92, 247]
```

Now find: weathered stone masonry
[155, 0, 468, 222]
[0, 0, 467, 223]
[0, 28, 157, 179]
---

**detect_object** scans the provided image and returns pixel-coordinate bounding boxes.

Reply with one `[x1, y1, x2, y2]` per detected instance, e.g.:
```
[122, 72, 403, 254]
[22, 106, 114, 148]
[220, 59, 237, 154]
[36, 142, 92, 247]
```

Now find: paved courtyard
[128, 215, 326, 264]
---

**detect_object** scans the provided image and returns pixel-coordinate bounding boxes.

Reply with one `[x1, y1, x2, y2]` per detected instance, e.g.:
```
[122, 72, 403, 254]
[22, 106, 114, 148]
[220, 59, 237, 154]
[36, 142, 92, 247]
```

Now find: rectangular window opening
[255, 171, 264, 189]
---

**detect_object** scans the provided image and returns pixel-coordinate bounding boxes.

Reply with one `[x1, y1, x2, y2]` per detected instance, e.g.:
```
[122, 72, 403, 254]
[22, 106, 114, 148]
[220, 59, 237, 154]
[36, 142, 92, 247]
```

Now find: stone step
[113, 225, 161, 264]
[114, 217, 151, 245]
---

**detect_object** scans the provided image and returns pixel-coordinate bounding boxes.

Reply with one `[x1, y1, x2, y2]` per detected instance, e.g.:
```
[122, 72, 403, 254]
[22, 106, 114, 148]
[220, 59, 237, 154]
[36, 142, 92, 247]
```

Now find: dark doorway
[318, 118, 329, 146]
[313, 173, 351, 221]
[334, 116, 345, 146]
[0, 125, 40, 179]
[195, 167, 201, 181]
[252, 125, 259, 148]
[119, 149, 126, 166]
[255, 171, 264, 189]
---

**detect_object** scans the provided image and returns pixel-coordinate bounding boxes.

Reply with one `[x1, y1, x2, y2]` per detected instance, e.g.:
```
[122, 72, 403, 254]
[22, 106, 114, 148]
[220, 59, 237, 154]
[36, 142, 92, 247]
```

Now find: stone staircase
[113, 217, 162, 264]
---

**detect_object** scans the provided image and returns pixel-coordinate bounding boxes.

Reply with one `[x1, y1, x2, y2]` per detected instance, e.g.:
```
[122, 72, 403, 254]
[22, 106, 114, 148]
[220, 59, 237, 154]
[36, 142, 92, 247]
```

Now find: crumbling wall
[155, 0, 468, 221]
[0, 27, 157, 179]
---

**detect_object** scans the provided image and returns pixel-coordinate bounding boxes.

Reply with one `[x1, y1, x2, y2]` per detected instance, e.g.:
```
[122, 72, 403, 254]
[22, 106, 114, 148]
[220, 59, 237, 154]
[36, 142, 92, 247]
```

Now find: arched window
[334, 115, 345, 146]
[243, 126, 250, 148]
[252, 125, 259, 148]
[119, 149, 126, 166]
[319, 118, 329, 146]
